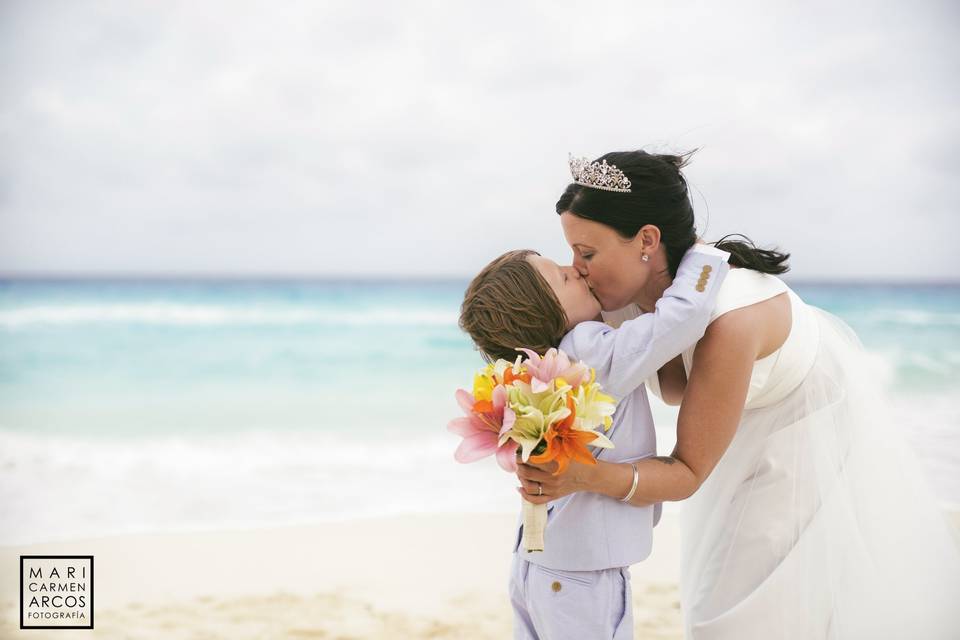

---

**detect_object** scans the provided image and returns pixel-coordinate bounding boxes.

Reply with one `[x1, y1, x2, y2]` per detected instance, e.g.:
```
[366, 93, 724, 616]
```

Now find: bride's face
[559, 212, 660, 311]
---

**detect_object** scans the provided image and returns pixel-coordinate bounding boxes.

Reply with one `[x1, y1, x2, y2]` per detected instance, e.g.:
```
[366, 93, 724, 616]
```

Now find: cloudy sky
[1, 0, 957, 281]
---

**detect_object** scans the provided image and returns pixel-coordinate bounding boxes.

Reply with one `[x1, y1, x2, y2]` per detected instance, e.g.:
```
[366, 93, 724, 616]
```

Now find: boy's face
[526, 255, 602, 330]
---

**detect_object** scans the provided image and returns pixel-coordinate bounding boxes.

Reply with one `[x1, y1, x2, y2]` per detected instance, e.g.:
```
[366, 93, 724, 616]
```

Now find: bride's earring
[641, 254, 649, 262]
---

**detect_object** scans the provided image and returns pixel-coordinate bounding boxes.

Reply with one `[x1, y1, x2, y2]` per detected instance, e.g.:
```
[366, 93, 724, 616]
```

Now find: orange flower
[472, 399, 495, 413]
[528, 395, 600, 475]
[503, 367, 532, 386]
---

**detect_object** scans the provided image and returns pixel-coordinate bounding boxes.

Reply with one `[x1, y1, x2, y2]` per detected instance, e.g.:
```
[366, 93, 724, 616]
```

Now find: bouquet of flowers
[447, 347, 617, 552]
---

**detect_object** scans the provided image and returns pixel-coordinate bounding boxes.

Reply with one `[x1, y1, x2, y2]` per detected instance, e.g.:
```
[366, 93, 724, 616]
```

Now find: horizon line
[1, 272, 959, 286]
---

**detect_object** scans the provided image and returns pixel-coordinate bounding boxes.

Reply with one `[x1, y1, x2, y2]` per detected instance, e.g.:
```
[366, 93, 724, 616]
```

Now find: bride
[544, 150, 960, 637]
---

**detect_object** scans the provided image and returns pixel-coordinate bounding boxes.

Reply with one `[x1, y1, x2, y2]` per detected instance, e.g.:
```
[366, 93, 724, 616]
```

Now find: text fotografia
[20, 555, 94, 630]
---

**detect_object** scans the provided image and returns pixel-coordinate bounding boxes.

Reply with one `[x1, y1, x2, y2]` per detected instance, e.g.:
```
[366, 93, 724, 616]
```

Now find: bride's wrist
[582, 460, 636, 501]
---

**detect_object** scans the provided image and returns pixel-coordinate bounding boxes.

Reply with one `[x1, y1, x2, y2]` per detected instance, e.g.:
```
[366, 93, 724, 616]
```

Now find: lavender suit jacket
[512, 242, 731, 570]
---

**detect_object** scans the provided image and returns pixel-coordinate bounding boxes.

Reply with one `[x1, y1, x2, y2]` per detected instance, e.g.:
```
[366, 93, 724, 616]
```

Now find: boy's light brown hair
[458, 249, 569, 363]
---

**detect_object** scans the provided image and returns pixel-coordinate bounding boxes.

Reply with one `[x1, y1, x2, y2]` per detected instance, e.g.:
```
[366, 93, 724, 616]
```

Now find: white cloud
[1, 0, 957, 280]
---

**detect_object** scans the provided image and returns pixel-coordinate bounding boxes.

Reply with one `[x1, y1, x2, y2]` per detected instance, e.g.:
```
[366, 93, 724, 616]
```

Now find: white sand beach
[0, 511, 687, 639]
[2, 510, 958, 639]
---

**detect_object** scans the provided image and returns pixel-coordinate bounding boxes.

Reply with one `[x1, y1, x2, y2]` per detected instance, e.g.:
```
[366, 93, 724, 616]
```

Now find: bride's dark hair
[556, 149, 790, 277]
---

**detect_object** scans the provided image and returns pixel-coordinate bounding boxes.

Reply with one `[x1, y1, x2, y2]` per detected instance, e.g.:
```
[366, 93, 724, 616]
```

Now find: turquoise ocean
[1, 279, 958, 545]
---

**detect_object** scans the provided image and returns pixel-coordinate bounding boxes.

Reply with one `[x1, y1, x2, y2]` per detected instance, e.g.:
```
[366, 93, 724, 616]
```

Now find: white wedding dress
[636, 267, 960, 638]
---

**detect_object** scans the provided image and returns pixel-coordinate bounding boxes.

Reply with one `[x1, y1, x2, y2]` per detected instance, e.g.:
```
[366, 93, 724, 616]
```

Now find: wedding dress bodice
[647, 267, 821, 410]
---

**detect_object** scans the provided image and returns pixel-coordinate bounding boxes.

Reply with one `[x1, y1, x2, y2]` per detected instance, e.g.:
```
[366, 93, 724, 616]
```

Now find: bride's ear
[634, 224, 661, 254]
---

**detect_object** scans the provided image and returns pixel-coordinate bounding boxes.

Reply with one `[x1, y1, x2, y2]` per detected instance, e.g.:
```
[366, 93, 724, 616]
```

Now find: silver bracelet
[620, 462, 639, 503]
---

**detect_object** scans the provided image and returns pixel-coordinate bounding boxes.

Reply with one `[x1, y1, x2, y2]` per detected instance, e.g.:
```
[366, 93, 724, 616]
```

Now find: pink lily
[515, 347, 590, 393]
[447, 385, 518, 472]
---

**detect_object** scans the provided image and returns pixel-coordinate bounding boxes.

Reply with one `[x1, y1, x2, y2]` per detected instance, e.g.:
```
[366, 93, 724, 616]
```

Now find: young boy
[459, 241, 730, 639]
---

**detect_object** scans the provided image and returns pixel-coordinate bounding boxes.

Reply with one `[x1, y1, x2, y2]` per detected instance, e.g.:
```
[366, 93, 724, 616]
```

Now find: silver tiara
[568, 153, 632, 193]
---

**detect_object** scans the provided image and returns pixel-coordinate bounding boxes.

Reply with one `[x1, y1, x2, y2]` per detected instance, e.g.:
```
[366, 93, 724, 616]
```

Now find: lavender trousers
[509, 551, 634, 639]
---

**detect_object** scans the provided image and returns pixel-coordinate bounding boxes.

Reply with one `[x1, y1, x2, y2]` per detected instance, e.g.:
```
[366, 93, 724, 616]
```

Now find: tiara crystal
[568, 154, 632, 193]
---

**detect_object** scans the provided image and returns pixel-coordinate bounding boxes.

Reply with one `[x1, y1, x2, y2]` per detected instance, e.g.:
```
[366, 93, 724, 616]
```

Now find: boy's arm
[560, 243, 730, 400]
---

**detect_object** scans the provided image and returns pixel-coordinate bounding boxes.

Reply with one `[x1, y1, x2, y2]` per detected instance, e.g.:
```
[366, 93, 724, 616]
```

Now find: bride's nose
[572, 253, 588, 274]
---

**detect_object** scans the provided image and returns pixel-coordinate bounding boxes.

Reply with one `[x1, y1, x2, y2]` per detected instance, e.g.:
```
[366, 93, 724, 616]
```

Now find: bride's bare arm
[586, 309, 763, 504]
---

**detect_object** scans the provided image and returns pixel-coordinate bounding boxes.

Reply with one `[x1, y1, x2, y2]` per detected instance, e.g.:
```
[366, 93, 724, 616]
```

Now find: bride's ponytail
[712, 233, 790, 275]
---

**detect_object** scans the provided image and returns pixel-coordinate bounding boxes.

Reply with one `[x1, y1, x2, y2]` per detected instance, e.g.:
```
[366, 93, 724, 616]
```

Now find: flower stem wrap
[521, 497, 547, 552]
